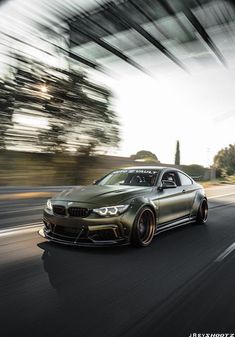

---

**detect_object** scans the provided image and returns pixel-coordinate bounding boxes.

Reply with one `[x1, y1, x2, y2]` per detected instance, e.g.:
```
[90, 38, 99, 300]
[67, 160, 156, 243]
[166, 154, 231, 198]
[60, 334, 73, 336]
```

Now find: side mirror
[158, 180, 177, 190]
[92, 180, 97, 185]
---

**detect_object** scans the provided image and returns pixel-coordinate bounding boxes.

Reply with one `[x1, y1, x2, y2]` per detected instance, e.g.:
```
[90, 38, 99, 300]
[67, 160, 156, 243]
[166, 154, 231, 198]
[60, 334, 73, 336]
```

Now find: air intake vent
[53, 205, 66, 216]
[68, 207, 90, 218]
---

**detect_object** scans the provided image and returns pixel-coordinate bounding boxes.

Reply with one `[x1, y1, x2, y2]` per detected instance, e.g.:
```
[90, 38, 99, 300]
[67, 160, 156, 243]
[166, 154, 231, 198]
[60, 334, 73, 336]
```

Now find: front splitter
[38, 228, 128, 248]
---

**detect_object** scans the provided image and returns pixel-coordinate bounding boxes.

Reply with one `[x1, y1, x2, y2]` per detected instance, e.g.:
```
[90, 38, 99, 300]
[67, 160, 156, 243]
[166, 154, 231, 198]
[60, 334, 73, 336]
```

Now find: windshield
[97, 169, 159, 187]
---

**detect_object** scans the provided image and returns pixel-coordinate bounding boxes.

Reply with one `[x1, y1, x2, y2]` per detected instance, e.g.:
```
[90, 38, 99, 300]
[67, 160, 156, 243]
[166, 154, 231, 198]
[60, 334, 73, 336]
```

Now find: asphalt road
[0, 185, 235, 337]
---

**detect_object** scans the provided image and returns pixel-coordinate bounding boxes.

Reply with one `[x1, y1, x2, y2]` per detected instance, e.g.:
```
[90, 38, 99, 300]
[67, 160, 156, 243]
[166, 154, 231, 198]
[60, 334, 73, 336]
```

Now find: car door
[177, 171, 197, 217]
[155, 170, 190, 225]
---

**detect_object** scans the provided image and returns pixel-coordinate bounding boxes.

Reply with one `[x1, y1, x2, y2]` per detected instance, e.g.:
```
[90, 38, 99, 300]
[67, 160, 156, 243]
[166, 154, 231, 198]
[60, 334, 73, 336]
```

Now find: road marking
[0, 222, 43, 237]
[215, 242, 235, 262]
[208, 192, 235, 199]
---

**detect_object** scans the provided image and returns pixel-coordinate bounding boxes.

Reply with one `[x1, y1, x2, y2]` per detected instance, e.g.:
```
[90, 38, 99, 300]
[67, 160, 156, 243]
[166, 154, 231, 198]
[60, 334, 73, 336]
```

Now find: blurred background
[1, 0, 235, 186]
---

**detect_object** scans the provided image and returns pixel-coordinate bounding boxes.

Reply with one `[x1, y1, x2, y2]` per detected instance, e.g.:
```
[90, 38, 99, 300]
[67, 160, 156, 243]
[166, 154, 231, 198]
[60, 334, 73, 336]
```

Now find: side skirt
[155, 216, 197, 235]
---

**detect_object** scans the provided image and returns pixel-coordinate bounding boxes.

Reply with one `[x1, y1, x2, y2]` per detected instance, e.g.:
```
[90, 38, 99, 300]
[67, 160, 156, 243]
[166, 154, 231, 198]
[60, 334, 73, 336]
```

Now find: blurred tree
[8, 56, 47, 151]
[175, 140, 180, 165]
[1, 54, 120, 155]
[130, 150, 159, 162]
[213, 144, 235, 175]
[0, 78, 15, 149]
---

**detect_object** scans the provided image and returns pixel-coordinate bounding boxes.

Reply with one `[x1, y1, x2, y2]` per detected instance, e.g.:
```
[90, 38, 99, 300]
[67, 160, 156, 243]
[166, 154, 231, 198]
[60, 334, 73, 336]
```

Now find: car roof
[122, 166, 169, 170]
[120, 166, 195, 182]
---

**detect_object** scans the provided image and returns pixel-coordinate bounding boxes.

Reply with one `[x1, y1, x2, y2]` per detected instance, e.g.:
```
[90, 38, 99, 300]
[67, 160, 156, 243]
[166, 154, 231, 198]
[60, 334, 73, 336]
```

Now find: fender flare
[120, 197, 158, 238]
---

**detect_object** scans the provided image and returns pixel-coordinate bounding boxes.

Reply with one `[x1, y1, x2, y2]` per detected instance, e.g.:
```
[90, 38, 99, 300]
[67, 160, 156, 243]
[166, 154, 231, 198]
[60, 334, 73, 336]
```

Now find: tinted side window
[161, 171, 180, 186]
[178, 172, 192, 186]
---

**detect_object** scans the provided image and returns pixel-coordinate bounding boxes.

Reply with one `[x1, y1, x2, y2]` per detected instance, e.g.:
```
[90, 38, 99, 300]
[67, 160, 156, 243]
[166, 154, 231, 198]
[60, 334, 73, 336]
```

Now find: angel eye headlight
[93, 205, 129, 217]
[46, 199, 52, 211]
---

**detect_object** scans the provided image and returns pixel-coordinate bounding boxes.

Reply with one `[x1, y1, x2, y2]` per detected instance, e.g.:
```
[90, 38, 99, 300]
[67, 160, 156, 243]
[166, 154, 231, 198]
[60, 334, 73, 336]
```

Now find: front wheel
[196, 198, 208, 225]
[131, 207, 156, 247]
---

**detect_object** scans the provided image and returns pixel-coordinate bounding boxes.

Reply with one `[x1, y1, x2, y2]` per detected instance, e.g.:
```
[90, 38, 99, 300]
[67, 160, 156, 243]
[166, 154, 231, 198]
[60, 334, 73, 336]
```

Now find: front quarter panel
[120, 196, 158, 239]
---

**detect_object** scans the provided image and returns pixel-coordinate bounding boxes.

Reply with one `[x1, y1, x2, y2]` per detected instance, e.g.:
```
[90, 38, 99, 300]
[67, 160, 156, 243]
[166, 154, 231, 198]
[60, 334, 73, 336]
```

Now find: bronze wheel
[131, 207, 156, 247]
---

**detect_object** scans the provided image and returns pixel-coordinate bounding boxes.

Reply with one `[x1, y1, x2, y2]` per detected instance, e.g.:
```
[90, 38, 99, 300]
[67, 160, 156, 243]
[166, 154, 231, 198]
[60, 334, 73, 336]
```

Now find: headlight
[46, 199, 52, 211]
[93, 205, 129, 217]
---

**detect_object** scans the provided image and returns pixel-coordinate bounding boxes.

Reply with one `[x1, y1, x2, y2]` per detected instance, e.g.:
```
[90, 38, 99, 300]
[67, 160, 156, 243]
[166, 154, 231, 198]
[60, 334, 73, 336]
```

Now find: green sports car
[39, 166, 208, 247]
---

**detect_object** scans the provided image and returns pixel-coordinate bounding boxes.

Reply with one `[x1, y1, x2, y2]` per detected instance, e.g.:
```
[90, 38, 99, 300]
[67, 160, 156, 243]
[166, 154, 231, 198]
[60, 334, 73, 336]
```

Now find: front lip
[39, 228, 128, 247]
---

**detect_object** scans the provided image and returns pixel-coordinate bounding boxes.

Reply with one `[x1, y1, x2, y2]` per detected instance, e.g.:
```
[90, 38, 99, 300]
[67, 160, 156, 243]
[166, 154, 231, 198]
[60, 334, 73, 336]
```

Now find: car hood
[52, 185, 152, 207]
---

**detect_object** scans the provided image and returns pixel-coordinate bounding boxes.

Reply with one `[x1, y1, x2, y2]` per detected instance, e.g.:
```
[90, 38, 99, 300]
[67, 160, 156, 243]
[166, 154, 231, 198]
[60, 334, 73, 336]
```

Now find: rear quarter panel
[190, 185, 207, 218]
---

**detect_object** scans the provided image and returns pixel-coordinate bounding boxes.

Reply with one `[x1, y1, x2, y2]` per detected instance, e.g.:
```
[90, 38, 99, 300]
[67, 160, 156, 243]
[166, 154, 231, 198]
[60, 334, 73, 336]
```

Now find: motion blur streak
[0, 222, 42, 237]
[215, 242, 235, 262]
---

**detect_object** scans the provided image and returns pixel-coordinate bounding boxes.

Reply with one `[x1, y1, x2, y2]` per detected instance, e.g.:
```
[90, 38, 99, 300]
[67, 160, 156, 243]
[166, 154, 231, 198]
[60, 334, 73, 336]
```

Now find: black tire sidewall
[131, 206, 155, 247]
[196, 199, 208, 225]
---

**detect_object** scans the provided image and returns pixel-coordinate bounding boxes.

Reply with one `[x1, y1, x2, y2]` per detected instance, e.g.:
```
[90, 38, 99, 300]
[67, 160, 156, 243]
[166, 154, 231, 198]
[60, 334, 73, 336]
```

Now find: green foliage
[175, 140, 180, 165]
[130, 150, 159, 162]
[180, 164, 205, 178]
[213, 144, 235, 176]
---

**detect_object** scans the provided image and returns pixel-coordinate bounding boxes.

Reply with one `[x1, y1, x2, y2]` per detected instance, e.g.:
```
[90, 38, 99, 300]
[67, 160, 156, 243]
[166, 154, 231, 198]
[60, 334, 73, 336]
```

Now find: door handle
[182, 189, 186, 193]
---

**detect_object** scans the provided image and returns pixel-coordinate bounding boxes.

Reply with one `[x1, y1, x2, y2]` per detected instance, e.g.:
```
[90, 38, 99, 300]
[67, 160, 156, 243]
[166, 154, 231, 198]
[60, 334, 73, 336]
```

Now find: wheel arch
[191, 189, 207, 218]
[130, 202, 157, 247]
[130, 198, 157, 226]
[121, 197, 158, 238]
[134, 196, 157, 214]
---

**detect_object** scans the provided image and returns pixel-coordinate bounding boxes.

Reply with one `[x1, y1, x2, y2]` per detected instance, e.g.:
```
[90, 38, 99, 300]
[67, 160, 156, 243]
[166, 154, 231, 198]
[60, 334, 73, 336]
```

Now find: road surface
[0, 185, 235, 337]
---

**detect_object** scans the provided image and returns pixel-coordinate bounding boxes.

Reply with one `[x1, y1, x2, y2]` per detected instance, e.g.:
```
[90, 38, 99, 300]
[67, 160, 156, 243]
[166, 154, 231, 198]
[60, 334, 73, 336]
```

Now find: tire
[196, 198, 208, 225]
[131, 206, 156, 247]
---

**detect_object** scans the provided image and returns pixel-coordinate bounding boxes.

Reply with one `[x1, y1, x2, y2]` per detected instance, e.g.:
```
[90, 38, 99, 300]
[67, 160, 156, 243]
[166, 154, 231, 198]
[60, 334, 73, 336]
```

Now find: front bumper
[40, 210, 130, 247]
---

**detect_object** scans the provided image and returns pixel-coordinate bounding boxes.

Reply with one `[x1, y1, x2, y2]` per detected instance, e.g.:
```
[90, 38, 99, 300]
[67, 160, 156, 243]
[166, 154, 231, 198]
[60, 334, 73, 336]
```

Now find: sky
[91, 62, 235, 167]
[1, 0, 235, 167]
